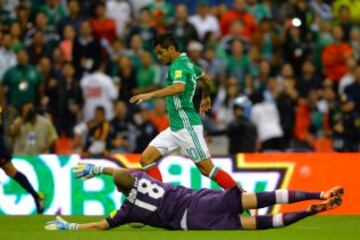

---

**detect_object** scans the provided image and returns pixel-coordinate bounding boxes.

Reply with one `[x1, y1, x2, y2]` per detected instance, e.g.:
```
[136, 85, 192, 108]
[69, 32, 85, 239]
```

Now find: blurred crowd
[0, 0, 360, 156]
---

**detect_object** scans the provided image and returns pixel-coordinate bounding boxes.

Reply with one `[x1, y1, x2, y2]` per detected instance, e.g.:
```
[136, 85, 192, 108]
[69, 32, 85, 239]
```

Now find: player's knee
[140, 155, 151, 167]
[3, 163, 17, 177]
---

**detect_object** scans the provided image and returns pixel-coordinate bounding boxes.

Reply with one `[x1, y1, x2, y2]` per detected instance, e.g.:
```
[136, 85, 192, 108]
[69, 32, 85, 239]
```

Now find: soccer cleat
[320, 186, 344, 200]
[308, 197, 342, 214]
[36, 192, 45, 214]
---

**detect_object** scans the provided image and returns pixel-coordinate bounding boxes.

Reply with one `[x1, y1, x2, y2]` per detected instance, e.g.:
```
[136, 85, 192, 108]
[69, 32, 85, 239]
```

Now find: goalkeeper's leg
[241, 186, 344, 210]
[240, 197, 342, 230]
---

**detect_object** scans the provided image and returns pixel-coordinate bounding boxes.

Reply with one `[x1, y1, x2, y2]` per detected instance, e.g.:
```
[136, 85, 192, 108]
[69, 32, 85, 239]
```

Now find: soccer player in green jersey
[130, 33, 242, 190]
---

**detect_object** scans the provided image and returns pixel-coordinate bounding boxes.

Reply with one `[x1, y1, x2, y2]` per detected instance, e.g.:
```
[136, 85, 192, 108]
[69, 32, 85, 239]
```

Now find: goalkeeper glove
[45, 216, 78, 231]
[73, 162, 104, 180]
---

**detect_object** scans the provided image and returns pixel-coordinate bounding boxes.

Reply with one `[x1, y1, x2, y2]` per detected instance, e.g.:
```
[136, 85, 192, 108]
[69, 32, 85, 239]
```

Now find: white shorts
[149, 125, 211, 163]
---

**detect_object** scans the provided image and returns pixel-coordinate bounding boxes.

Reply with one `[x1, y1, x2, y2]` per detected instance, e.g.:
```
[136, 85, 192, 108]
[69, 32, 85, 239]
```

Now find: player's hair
[153, 32, 179, 51]
[113, 169, 135, 193]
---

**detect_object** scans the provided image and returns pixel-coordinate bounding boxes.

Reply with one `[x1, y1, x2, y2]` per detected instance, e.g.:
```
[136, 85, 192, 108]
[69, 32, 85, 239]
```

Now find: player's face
[155, 45, 172, 65]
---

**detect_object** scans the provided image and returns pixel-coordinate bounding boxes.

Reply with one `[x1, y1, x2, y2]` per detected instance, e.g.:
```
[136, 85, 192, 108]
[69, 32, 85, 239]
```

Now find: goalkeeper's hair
[113, 169, 135, 193]
[153, 32, 179, 51]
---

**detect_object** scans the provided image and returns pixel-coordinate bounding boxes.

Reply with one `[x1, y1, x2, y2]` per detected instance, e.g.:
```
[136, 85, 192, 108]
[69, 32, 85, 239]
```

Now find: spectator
[220, 0, 258, 38]
[116, 56, 137, 103]
[294, 89, 330, 150]
[39, 0, 67, 27]
[83, 106, 111, 157]
[124, 34, 144, 70]
[345, 64, 360, 114]
[26, 31, 52, 65]
[148, 99, 169, 132]
[252, 59, 273, 93]
[333, 0, 360, 23]
[133, 103, 158, 153]
[203, 46, 226, 85]
[282, 23, 311, 75]
[276, 77, 299, 147]
[80, 63, 118, 122]
[310, 0, 332, 21]
[296, 60, 322, 98]
[336, 5, 353, 41]
[37, 57, 62, 126]
[0, 49, 42, 107]
[220, 20, 249, 53]
[250, 92, 285, 151]
[105, 0, 131, 38]
[167, 4, 199, 52]
[134, 51, 161, 95]
[109, 101, 136, 153]
[9, 23, 24, 52]
[225, 39, 251, 91]
[251, 18, 281, 64]
[333, 94, 360, 152]
[58, 62, 83, 137]
[57, 0, 84, 36]
[59, 25, 75, 62]
[247, 0, 272, 23]
[24, 12, 60, 51]
[72, 20, 102, 78]
[128, 8, 157, 51]
[338, 57, 356, 95]
[350, 27, 360, 61]
[189, 1, 221, 41]
[90, 2, 116, 45]
[0, 34, 17, 81]
[148, 0, 174, 22]
[15, 5, 31, 35]
[212, 77, 241, 128]
[322, 25, 353, 82]
[10, 102, 58, 155]
[209, 96, 257, 154]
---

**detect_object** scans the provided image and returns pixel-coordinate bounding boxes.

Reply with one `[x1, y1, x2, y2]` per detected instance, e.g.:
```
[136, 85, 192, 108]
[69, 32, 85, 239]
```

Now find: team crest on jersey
[175, 70, 182, 79]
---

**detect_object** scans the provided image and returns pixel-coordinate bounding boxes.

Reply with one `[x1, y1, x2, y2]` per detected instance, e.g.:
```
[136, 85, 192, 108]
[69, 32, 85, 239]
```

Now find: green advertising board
[0, 155, 287, 215]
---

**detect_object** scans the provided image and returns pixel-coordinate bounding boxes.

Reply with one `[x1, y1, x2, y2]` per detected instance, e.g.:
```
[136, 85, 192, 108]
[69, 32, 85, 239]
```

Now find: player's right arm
[73, 162, 123, 180]
[129, 82, 185, 105]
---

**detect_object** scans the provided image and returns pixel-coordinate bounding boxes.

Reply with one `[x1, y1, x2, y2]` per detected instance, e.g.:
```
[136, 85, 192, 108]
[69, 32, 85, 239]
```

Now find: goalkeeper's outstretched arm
[45, 216, 110, 231]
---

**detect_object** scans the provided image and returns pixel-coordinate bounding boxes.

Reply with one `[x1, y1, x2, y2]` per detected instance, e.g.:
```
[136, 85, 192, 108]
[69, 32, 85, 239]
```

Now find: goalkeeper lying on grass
[45, 162, 344, 231]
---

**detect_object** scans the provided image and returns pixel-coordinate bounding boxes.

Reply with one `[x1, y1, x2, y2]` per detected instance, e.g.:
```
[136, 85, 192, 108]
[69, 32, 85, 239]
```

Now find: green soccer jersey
[165, 53, 204, 131]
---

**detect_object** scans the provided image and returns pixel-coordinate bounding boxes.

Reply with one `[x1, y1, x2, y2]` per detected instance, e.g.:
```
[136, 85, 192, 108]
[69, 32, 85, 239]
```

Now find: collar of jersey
[174, 53, 187, 62]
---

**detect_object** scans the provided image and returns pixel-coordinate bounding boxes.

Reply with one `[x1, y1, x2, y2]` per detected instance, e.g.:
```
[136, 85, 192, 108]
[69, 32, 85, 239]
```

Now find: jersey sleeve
[170, 64, 187, 85]
[105, 208, 129, 229]
[193, 64, 204, 80]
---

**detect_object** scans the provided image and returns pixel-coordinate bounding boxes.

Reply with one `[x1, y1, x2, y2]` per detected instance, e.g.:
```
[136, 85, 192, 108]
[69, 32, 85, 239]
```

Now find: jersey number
[135, 178, 165, 212]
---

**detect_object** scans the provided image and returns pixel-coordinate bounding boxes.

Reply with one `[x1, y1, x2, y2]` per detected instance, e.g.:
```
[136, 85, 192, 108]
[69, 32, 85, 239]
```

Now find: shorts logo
[175, 70, 183, 79]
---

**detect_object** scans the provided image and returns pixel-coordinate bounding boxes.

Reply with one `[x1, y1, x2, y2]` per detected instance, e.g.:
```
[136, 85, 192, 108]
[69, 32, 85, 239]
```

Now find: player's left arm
[198, 73, 212, 116]
[45, 216, 110, 231]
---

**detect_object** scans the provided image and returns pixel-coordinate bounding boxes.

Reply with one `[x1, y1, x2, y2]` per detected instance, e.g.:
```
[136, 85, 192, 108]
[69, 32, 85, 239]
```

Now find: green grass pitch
[0, 216, 359, 240]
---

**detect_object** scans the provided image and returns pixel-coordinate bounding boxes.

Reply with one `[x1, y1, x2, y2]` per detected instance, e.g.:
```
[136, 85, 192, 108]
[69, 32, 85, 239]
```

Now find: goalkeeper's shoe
[45, 216, 78, 231]
[308, 197, 342, 214]
[320, 186, 344, 200]
[35, 192, 45, 214]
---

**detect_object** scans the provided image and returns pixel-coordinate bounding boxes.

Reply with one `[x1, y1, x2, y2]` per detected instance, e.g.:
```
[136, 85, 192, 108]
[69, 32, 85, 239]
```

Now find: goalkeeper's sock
[143, 163, 162, 181]
[255, 211, 312, 229]
[13, 171, 39, 200]
[256, 190, 322, 208]
[209, 167, 238, 190]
